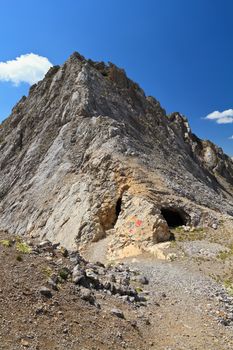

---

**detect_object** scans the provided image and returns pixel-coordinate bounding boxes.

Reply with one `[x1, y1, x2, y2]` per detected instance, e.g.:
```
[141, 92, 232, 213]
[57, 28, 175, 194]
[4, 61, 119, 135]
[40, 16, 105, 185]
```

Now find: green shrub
[16, 242, 31, 254]
[0, 239, 13, 247]
[59, 267, 70, 280]
[224, 279, 233, 296]
[41, 266, 53, 278]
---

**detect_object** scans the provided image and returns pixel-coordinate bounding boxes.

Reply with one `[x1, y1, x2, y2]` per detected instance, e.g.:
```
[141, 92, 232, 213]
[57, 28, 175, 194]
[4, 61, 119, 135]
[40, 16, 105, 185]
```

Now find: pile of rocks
[213, 290, 233, 326]
[34, 239, 149, 308]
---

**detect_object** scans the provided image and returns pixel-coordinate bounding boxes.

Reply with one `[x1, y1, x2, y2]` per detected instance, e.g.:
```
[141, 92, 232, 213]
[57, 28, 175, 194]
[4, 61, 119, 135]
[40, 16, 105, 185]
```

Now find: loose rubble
[12, 236, 150, 309]
[0, 231, 153, 350]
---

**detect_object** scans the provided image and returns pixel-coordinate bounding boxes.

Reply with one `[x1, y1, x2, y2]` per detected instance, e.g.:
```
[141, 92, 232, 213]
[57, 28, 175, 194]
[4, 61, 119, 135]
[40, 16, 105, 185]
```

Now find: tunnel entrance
[161, 208, 186, 228]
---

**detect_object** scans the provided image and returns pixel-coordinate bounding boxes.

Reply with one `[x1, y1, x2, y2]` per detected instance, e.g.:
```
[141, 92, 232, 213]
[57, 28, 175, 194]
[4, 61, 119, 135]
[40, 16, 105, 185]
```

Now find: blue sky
[0, 0, 232, 155]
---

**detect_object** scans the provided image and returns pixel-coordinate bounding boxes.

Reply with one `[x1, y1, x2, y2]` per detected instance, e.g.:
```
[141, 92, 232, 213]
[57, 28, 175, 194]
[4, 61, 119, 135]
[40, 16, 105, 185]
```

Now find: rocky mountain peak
[0, 52, 232, 258]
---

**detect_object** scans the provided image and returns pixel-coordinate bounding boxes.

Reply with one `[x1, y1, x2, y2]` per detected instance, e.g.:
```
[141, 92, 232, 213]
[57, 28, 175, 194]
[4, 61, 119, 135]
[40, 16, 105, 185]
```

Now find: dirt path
[85, 231, 233, 349]
[127, 256, 233, 350]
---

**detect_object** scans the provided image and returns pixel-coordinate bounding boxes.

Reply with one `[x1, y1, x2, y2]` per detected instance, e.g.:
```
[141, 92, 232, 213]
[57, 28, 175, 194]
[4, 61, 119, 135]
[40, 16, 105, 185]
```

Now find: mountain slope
[0, 52, 232, 257]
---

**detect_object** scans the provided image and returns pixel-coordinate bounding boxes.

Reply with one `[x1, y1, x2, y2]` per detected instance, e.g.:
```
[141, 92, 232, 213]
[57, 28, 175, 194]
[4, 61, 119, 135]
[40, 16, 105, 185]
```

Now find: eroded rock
[0, 52, 232, 259]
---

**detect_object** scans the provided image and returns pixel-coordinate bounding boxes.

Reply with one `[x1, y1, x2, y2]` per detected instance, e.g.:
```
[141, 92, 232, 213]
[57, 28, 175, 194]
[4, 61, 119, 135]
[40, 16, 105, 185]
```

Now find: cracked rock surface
[0, 52, 232, 257]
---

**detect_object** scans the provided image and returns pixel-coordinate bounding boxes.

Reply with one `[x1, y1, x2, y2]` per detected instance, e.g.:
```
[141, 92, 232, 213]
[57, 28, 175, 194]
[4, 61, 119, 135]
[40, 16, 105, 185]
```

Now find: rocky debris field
[2, 223, 233, 350]
[0, 231, 152, 350]
[86, 223, 233, 349]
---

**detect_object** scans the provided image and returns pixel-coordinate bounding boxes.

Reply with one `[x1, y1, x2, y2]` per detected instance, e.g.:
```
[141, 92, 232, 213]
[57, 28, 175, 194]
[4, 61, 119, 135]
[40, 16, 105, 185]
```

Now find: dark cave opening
[98, 197, 123, 237]
[114, 197, 122, 224]
[161, 208, 186, 228]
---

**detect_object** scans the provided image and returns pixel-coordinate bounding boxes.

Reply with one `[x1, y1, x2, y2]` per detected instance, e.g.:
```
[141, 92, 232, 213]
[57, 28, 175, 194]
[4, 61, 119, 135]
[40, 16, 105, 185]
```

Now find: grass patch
[59, 267, 70, 280]
[172, 226, 184, 233]
[168, 253, 177, 261]
[217, 244, 233, 261]
[0, 239, 13, 247]
[218, 251, 231, 260]
[224, 279, 233, 296]
[41, 266, 53, 278]
[172, 226, 206, 242]
[169, 240, 177, 248]
[16, 242, 31, 254]
[210, 272, 233, 298]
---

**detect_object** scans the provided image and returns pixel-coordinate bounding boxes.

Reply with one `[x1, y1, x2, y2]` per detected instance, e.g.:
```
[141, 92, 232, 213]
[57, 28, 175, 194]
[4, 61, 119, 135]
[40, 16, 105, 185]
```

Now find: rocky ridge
[0, 52, 232, 258]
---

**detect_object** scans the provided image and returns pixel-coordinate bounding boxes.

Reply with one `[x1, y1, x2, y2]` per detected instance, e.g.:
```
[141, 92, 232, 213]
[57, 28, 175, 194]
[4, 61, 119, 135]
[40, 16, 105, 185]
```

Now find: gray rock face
[0, 52, 232, 256]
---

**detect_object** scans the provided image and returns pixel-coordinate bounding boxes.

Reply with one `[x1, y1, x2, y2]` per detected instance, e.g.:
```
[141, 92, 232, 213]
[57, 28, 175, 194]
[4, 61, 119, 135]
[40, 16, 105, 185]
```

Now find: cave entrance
[161, 208, 186, 228]
[113, 197, 122, 227]
[115, 198, 122, 218]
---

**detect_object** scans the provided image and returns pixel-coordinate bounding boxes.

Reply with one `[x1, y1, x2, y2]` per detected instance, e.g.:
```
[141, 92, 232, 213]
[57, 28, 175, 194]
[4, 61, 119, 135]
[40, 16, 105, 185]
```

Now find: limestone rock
[0, 52, 232, 259]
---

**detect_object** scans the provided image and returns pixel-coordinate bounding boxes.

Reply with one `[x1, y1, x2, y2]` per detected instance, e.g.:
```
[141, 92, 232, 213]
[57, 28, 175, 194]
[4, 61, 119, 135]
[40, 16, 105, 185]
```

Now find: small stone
[47, 278, 58, 290]
[129, 296, 135, 303]
[137, 276, 149, 285]
[72, 266, 86, 285]
[35, 305, 44, 315]
[80, 288, 95, 304]
[107, 274, 116, 283]
[137, 293, 147, 302]
[121, 295, 129, 302]
[116, 331, 122, 338]
[50, 273, 59, 283]
[95, 261, 105, 268]
[73, 274, 86, 285]
[38, 240, 51, 248]
[129, 320, 137, 328]
[39, 287, 52, 298]
[69, 251, 81, 264]
[60, 246, 68, 257]
[85, 268, 99, 283]
[21, 339, 29, 347]
[72, 264, 81, 275]
[52, 242, 60, 249]
[111, 308, 125, 319]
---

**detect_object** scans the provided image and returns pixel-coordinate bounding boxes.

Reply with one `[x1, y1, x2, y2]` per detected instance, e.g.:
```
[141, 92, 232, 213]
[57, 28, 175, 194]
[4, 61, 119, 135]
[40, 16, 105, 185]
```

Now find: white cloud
[205, 109, 233, 124]
[229, 135, 233, 140]
[0, 53, 53, 86]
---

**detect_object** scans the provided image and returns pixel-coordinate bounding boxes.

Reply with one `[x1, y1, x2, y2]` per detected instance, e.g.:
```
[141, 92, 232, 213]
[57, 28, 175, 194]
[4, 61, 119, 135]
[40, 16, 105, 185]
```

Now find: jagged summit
[0, 52, 232, 257]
